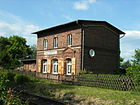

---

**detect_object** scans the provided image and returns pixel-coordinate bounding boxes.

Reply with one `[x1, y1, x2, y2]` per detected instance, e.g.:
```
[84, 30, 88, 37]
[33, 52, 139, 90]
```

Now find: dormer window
[67, 34, 72, 46]
[43, 39, 48, 49]
[53, 37, 58, 48]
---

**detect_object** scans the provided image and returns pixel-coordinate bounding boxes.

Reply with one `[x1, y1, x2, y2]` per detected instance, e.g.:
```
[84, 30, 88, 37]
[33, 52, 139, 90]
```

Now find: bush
[79, 69, 89, 74]
[14, 74, 30, 85]
[6, 72, 16, 81]
[126, 65, 140, 83]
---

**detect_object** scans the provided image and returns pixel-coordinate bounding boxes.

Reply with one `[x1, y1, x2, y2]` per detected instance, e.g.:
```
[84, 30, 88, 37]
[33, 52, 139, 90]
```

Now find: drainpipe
[81, 29, 85, 70]
[76, 20, 84, 70]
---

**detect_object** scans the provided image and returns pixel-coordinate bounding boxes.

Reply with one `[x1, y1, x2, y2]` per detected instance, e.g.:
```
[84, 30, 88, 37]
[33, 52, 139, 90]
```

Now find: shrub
[126, 65, 140, 83]
[14, 74, 30, 85]
[6, 72, 16, 81]
[79, 69, 89, 74]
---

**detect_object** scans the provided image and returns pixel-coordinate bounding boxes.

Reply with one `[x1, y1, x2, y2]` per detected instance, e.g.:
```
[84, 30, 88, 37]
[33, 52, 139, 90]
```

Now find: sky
[0, 0, 140, 60]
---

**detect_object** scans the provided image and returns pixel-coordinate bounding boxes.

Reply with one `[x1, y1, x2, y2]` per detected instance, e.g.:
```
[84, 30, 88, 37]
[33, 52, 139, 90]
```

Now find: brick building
[21, 59, 36, 71]
[33, 20, 125, 75]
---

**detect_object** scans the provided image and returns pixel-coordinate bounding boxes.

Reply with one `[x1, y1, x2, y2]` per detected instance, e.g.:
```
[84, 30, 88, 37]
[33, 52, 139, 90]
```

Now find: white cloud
[73, 0, 96, 10]
[124, 30, 140, 39]
[120, 30, 140, 60]
[121, 49, 135, 60]
[0, 10, 40, 45]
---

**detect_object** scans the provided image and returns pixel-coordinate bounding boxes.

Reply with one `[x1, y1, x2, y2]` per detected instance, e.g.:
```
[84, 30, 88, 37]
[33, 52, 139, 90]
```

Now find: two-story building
[32, 20, 125, 75]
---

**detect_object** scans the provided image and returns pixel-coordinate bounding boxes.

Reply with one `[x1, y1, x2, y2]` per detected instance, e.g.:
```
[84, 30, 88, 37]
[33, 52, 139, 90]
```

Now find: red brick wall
[23, 63, 36, 71]
[36, 28, 82, 74]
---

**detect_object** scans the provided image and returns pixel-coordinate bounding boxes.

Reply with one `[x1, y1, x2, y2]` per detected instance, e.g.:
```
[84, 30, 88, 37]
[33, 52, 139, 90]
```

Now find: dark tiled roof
[32, 20, 125, 35]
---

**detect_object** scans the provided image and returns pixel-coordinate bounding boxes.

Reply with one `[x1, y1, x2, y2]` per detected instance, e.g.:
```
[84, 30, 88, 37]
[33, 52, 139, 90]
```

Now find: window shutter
[47, 59, 51, 73]
[38, 59, 41, 72]
[58, 58, 64, 74]
[72, 58, 76, 75]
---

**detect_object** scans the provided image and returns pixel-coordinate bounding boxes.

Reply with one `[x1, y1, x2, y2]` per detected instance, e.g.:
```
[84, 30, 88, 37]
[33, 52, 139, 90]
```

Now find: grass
[1, 71, 140, 105]
[22, 78, 140, 105]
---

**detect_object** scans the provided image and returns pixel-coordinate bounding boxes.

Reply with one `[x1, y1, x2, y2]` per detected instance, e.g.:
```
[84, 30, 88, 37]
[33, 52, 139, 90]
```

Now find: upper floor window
[53, 37, 58, 48]
[67, 34, 72, 46]
[43, 39, 48, 49]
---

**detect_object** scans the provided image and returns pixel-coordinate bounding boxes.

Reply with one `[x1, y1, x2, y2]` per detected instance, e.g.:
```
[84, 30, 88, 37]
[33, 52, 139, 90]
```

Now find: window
[66, 59, 72, 75]
[31, 65, 36, 68]
[43, 39, 48, 49]
[42, 60, 47, 73]
[52, 59, 58, 74]
[67, 34, 72, 46]
[53, 37, 58, 48]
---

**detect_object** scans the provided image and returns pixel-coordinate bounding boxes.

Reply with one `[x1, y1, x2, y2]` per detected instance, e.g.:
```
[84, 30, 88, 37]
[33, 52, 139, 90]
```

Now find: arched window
[65, 58, 72, 75]
[42, 60, 47, 73]
[52, 59, 58, 74]
[43, 39, 48, 49]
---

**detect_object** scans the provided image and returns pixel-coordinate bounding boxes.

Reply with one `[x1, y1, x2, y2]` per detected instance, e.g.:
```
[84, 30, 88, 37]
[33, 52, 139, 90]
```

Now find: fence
[1, 69, 139, 91]
[75, 75, 139, 91]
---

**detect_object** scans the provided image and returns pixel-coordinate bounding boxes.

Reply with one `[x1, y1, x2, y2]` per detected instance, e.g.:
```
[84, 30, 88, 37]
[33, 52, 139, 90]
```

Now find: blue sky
[0, 0, 140, 60]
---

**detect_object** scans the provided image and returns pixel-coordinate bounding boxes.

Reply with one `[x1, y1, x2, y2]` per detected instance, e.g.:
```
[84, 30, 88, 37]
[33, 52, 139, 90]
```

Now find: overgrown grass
[23, 78, 140, 105]
[1, 71, 140, 105]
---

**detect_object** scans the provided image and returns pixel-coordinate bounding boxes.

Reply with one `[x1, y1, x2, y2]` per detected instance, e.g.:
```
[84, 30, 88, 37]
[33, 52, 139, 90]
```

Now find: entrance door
[66, 59, 72, 75]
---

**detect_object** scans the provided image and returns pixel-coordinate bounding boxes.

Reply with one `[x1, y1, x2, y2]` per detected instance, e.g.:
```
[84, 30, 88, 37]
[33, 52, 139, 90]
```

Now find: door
[66, 59, 72, 75]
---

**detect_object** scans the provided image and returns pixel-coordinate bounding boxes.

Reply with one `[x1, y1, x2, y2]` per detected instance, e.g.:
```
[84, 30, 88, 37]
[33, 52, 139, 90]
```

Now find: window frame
[53, 37, 58, 48]
[67, 34, 72, 46]
[52, 59, 58, 74]
[66, 59, 72, 75]
[42, 60, 47, 73]
[43, 39, 48, 49]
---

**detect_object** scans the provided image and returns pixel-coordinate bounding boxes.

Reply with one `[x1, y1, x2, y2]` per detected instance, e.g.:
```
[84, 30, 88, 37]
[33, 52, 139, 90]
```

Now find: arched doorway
[65, 58, 72, 75]
[42, 59, 47, 73]
[52, 59, 58, 74]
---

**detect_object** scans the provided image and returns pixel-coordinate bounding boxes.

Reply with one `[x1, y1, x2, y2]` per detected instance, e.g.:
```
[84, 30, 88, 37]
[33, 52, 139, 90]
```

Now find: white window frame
[52, 59, 58, 74]
[67, 34, 72, 46]
[43, 39, 48, 49]
[42, 60, 47, 73]
[53, 37, 58, 48]
[66, 59, 72, 75]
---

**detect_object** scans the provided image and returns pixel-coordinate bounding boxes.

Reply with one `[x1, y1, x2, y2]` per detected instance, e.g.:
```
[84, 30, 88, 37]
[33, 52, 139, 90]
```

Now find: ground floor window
[66, 58, 72, 75]
[42, 60, 47, 73]
[52, 59, 58, 74]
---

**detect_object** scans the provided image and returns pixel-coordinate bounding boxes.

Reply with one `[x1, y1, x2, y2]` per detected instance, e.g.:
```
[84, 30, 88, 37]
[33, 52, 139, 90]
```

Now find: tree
[0, 35, 31, 69]
[28, 44, 37, 59]
[131, 49, 140, 65]
[126, 49, 140, 82]
[120, 57, 124, 63]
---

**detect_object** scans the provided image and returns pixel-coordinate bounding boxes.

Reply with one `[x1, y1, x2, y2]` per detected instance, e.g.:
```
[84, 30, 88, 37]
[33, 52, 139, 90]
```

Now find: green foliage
[126, 65, 140, 82]
[14, 74, 30, 84]
[0, 35, 32, 69]
[0, 72, 9, 102]
[28, 44, 37, 59]
[0, 72, 28, 105]
[6, 72, 16, 81]
[120, 57, 124, 63]
[131, 49, 140, 65]
[79, 69, 89, 74]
